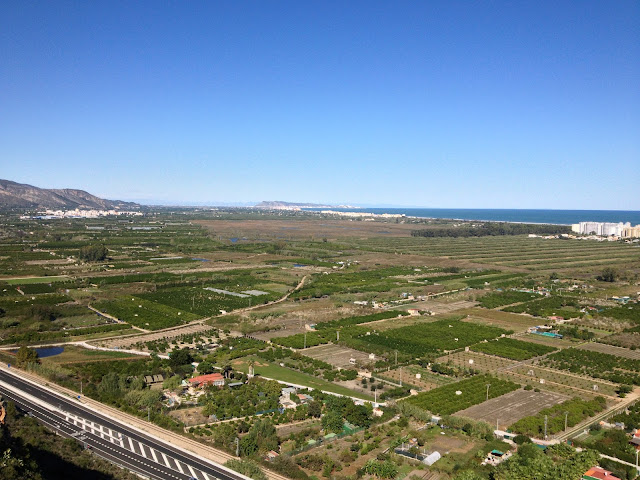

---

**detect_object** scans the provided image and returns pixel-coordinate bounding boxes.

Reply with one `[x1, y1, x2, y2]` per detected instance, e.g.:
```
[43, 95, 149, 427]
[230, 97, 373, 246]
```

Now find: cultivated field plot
[599, 332, 640, 349]
[379, 365, 455, 391]
[346, 319, 508, 358]
[195, 218, 419, 240]
[346, 236, 640, 272]
[93, 297, 200, 330]
[458, 308, 540, 332]
[439, 350, 619, 398]
[96, 322, 213, 348]
[470, 337, 557, 360]
[456, 388, 567, 429]
[403, 374, 520, 415]
[302, 344, 372, 369]
[436, 350, 519, 373]
[577, 342, 640, 360]
[515, 332, 576, 348]
[410, 299, 477, 315]
[138, 285, 281, 317]
[510, 364, 619, 398]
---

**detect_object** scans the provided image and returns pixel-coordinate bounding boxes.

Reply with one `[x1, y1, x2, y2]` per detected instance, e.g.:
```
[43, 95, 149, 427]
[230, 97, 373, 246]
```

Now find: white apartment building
[571, 221, 635, 237]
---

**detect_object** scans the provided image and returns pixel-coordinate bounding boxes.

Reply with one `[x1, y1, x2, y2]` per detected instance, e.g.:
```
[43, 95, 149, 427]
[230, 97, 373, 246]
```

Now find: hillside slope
[0, 179, 138, 209]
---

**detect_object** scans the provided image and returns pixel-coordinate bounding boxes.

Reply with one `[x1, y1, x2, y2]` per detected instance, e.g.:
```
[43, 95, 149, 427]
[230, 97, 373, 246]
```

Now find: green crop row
[93, 297, 200, 330]
[344, 319, 509, 358]
[290, 266, 417, 300]
[540, 348, 640, 385]
[477, 291, 543, 309]
[471, 337, 556, 360]
[139, 286, 279, 317]
[510, 396, 607, 437]
[503, 295, 581, 318]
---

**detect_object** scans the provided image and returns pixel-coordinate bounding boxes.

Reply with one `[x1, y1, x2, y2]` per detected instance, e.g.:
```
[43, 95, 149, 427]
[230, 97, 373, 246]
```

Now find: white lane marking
[138, 442, 147, 458]
[175, 461, 185, 474]
[203, 472, 211, 480]
[161, 452, 171, 467]
[150, 448, 158, 463]
[128, 437, 135, 451]
[187, 464, 198, 478]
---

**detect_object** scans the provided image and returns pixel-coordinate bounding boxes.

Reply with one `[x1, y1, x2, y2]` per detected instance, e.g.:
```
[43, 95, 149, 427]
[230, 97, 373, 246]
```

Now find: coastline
[304, 207, 640, 227]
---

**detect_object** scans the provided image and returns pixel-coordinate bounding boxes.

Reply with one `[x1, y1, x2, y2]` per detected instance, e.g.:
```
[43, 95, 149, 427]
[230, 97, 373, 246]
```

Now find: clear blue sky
[1, 1, 638, 209]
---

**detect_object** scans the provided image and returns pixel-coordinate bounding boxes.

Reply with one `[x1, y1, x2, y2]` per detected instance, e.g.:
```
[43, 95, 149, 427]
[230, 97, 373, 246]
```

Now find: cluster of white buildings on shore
[320, 210, 406, 219]
[571, 221, 640, 238]
[21, 209, 143, 219]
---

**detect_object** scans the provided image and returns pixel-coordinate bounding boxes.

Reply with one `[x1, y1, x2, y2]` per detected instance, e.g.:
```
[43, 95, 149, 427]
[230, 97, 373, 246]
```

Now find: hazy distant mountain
[255, 200, 357, 209]
[0, 179, 139, 210]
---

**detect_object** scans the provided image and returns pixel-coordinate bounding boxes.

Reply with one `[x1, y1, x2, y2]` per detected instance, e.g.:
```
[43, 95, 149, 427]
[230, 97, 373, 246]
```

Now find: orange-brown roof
[189, 373, 224, 384]
[584, 466, 621, 480]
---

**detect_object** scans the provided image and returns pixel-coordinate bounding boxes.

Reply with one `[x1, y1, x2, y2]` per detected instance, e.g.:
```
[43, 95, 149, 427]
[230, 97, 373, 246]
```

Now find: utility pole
[564, 411, 569, 431]
[544, 415, 548, 439]
[336, 331, 339, 341]
[395, 350, 398, 366]
[304, 331, 307, 349]
[235, 437, 240, 457]
[486, 384, 491, 401]
[148, 406, 150, 422]
[80, 380, 83, 395]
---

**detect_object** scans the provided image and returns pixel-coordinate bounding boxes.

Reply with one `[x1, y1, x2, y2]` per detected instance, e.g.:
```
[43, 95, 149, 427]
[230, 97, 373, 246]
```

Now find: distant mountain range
[255, 201, 358, 209]
[0, 179, 139, 210]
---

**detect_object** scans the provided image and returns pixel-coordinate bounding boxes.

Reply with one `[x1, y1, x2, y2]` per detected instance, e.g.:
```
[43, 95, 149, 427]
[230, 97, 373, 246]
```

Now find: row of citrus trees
[402, 374, 519, 415]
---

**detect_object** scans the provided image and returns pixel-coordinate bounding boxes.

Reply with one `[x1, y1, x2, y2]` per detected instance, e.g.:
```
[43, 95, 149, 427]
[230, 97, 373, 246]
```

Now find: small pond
[35, 346, 65, 358]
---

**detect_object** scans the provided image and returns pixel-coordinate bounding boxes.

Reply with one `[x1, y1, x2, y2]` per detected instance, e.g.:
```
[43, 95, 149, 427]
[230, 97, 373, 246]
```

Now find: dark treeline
[411, 222, 571, 238]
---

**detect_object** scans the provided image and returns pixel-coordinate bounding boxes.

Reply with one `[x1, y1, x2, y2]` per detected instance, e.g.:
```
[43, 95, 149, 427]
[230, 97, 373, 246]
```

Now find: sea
[305, 208, 640, 226]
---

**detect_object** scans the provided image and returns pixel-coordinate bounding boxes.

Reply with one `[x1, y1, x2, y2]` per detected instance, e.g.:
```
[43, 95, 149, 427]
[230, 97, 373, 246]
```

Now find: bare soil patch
[168, 406, 209, 426]
[458, 307, 540, 331]
[302, 344, 372, 369]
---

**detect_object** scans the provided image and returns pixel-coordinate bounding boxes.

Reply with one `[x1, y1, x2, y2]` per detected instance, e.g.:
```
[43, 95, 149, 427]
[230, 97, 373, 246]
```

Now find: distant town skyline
[1, 1, 638, 210]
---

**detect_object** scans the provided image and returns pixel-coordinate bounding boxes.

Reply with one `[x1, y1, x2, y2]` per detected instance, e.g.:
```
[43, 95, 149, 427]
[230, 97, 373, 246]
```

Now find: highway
[0, 368, 251, 480]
